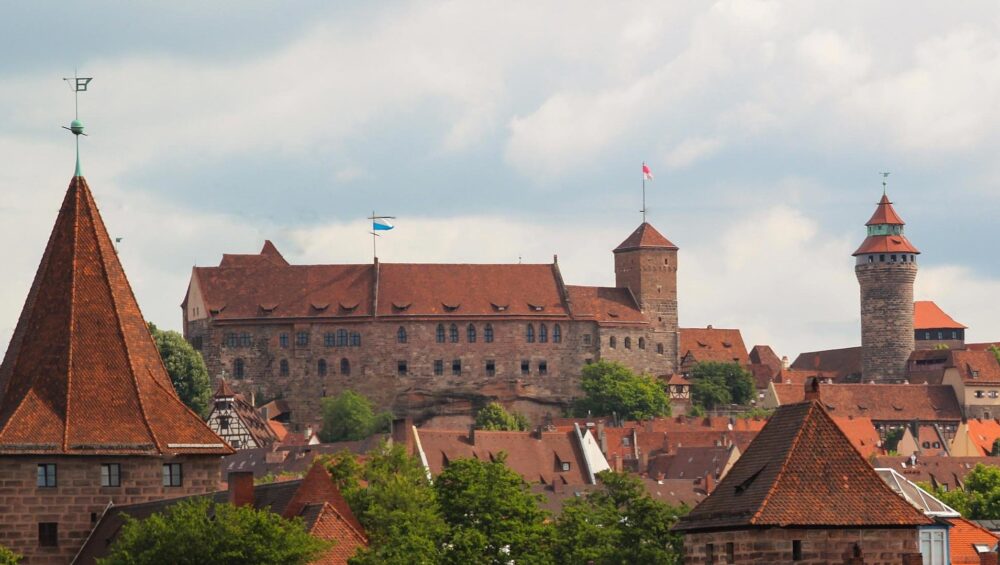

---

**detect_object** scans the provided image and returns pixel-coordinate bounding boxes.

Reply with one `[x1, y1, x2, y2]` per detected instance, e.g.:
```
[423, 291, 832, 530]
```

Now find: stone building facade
[184, 223, 680, 429]
[854, 193, 920, 383]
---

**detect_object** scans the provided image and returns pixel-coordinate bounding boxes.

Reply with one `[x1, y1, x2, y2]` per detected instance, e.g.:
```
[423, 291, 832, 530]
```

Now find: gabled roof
[790, 346, 862, 380]
[0, 177, 230, 456]
[674, 400, 932, 531]
[914, 301, 967, 330]
[948, 517, 1000, 565]
[215, 379, 236, 398]
[565, 285, 646, 325]
[679, 327, 749, 366]
[866, 194, 906, 226]
[613, 222, 677, 252]
[832, 415, 882, 458]
[768, 384, 962, 421]
[951, 350, 1000, 384]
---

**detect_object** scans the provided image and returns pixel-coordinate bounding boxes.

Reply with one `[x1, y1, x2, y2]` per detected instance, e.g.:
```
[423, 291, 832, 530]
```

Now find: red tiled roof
[852, 234, 920, 256]
[674, 401, 933, 531]
[260, 240, 289, 266]
[873, 456, 1000, 491]
[914, 301, 966, 330]
[304, 502, 369, 564]
[770, 384, 961, 422]
[866, 194, 906, 226]
[0, 177, 231, 456]
[283, 463, 364, 535]
[679, 327, 749, 366]
[965, 419, 1000, 456]
[948, 517, 1000, 564]
[565, 285, 646, 324]
[915, 425, 948, 456]
[215, 379, 236, 397]
[749, 345, 782, 372]
[647, 445, 731, 479]
[790, 347, 862, 380]
[613, 222, 677, 252]
[831, 415, 882, 458]
[968, 342, 1000, 352]
[952, 350, 1000, 384]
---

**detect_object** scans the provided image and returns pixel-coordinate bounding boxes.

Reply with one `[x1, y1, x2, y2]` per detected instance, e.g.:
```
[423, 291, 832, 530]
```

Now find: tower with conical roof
[853, 193, 920, 383]
[613, 222, 679, 373]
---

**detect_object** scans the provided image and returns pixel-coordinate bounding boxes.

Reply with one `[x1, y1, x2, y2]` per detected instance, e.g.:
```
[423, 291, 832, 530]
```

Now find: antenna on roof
[879, 171, 890, 196]
[62, 71, 92, 177]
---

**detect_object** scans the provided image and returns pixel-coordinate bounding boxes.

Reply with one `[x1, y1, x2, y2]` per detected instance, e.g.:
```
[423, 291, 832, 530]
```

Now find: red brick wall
[0, 455, 220, 564]
[856, 261, 917, 383]
[683, 527, 921, 565]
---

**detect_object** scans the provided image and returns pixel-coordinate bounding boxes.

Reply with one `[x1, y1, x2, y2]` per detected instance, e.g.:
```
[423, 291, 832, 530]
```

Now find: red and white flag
[642, 162, 653, 181]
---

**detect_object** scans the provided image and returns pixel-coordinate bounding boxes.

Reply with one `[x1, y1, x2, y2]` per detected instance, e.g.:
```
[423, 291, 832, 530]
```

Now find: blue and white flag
[373, 218, 394, 231]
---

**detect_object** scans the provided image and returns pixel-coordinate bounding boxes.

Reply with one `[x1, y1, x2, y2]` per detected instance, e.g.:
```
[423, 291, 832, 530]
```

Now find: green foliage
[992, 439, 1000, 457]
[554, 471, 687, 564]
[475, 402, 530, 431]
[318, 390, 392, 442]
[98, 497, 329, 565]
[686, 404, 706, 417]
[689, 362, 755, 410]
[991, 345, 1000, 365]
[435, 454, 553, 564]
[883, 428, 904, 453]
[932, 343, 951, 350]
[926, 464, 1000, 519]
[574, 360, 671, 420]
[737, 407, 773, 419]
[338, 443, 449, 565]
[148, 322, 212, 418]
[0, 545, 21, 565]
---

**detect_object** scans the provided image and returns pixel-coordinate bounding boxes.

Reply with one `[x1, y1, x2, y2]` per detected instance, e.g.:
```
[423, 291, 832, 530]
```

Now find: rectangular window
[324, 333, 335, 347]
[792, 540, 802, 561]
[452, 359, 462, 376]
[485, 360, 496, 376]
[726, 542, 735, 563]
[397, 361, 408, 376]
[583, 334, 592, 346]
[538, 361, 548, 375]
[279, 333, 289, 348]
[219, 415, 230, 429]
[38, 522, 58, 547]
[101, 463, 121, 487]
[296, 331, 309, 347]
[433, 360, 444, 376]
[37, 464, 56, 488]
[521, 360, 530, 375]
[706, 543, 714, 564]
[162, 463, 183, 487]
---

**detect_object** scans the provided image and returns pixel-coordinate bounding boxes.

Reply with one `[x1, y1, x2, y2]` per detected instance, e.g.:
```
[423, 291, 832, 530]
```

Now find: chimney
[468, 424, 476, 445]
[613, 453, 623, 472]
[304, 426, 313, 440]
[639, 449, 649, 474]
[597, 422, 607, 454]
[261, 406, 269, 421]
[392, 417, 415, 455]
[228, 471, 255, 507]
[781, 355, 790, 370]
[804, 377, 820, 401]
[533, 425, 544, 439]
[704, 472, 715, 494]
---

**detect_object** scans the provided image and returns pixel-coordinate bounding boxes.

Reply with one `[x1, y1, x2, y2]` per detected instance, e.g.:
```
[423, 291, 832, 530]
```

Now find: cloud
[664, 137, 725, 170]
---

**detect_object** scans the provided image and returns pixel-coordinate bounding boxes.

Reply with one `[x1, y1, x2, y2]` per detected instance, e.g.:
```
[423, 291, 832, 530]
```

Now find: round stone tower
[853, 193, 919, 383]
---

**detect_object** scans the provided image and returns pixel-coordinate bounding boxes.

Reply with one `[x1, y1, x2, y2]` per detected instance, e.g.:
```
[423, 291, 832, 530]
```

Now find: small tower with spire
[853, 182, 920, 383]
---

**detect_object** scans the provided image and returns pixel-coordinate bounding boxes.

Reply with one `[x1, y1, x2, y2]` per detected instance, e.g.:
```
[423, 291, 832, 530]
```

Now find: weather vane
[62, 71, 92, 176]
[879, 171, 890, 196]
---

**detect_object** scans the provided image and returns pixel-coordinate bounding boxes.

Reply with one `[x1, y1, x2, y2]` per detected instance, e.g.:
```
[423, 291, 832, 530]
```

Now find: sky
[1, 1, 999, 361]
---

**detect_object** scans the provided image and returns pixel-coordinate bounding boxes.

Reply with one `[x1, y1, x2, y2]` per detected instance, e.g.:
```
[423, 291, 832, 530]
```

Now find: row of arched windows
[525, 324, 561, 343]
[431, 324, 495, 344]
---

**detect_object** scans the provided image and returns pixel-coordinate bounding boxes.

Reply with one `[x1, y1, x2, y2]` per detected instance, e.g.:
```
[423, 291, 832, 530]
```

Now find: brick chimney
[804, 377, 821, 401]
[468, 424, 476, 445]
[704, 472, 715, 494]
[228, 471, 255, 507]
[392, 417, 414, 455]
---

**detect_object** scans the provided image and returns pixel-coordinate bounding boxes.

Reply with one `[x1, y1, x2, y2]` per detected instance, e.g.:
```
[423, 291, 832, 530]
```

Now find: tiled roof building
[183, 222, 681, 430]
[0, 177, 232, 562]
[205, 379, 279, 450]
[915, 300, 967, 349]
[674, 394, 931, 563]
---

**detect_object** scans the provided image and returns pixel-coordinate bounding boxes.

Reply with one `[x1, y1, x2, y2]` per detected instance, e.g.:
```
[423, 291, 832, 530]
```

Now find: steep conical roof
[674, 398, 931, 532]
[0, 177, 232, 456]
[613, 222, 678, 252]
[866, 194, 906, 226]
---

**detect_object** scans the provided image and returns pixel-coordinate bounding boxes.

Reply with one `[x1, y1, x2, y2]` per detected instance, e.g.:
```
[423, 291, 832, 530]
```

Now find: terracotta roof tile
[866, 194, 907, 226]
[679, 327, 749, 366]
[948, 517, 1000, 564]
[952, 350, 1000, 384]
[914, 301, 966, 329]
[770, 384, 961, 421]
[831, 416, 882, 458]
[852, 234, 920, 256]
[674, 401, 933, 531]
[0, 177, 230, 456]
[790, 347, 862, 380]
[873, 456, 1000, 491]
[302, 502, 369, 564]
[283, 463, 365, 536]
[613, 222, 677, 252]
[565, 285, 645, 324]
[965, 419, 1000, 456]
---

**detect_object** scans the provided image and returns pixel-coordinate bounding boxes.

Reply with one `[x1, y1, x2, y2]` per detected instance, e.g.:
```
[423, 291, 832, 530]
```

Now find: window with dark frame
[434, 360, 444, 376]
[239, 333, 251, 347]
[337, 329, 348, 347]
[350, 332, 361, 347]
[553, 324, 561, 343]
[706, 543, 714, 564]
[225, 333, 238, 348]
[397, 326, 407, 344]
[324, 332, 335, 347]
[484, 324, 494, 343]
[624, 337, 631, 349]
[485, 359, 496, 376]
[233, 358, 245, 379]
[279, 359, 289, 377]
[219, 415, 230, 429]
[726, 542, 735, 563]
[279, 333, 290, 348]
[162, 463, 183, 487]
[467, 324, 476, 343]
[582, 333, 591, 346]
[452, 359, 462, 375]
[436, 324, 446, 343]
[397, 360, 408, 376]
[638, 337, 646, 350]
[101, 463, 121, 487]
[521, 360, 530, 374]
[340, 358, 351, 376]
[792, 540, 802, 561]
[37, 464, 56, 487]
[538, 360, 548, 375]
[526, 324, 535, 343]
[610, 336, 617, 349]
[296, 331, 309, 347]
[318, 359, 327, 377]
[38, 522, 58, 547]
[449, 324, 459, 343]
[539, 324, 548, 343]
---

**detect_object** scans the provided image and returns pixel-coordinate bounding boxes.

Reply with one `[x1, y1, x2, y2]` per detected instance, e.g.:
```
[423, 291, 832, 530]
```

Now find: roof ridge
[64, 184, 80, 452]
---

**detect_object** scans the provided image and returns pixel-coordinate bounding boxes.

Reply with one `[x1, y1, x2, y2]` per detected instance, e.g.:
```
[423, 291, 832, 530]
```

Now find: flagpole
[372, 210, 377, 261]
[641, 162, 646, 223]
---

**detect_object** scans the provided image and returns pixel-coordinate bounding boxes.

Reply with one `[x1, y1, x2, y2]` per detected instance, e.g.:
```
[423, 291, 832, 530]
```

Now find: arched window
[484, 324, 494, 343]
[436, 324, 446, 343]
[350, 332, 361, 347]
[609, 336, 617, 349]
[539, 324, 548, 343]
[526, 324, 535, 343]
[317, 359, 327, 377]
[553, 324, 561, 343]
[397, 326, 407, 344]
[336, 329, 348, 347]
[638, 337, 646, 350]
[624, 337, 631, 349]
[449, 324, 459, 343]
[467, 324, 477, 343]
[340, 358, 350, 376]
[279, 359, 289, 377]
[233, 358, 245, 379]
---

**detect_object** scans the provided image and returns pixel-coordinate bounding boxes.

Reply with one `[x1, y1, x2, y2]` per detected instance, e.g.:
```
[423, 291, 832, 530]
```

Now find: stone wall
[856, 261, 917, 383]
[0, 454, 220, 564]
[614, 246, 679, 374]
[682, 527, 921, 565]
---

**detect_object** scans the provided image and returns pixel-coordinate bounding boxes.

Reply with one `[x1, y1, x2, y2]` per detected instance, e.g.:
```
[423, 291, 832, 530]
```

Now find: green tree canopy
[318, 390, 392, 442]
[689, 361, 755, 410]
[474, 402, 530, 431]
[0, 545, 20, 565]
[434, 454, 554, 564]
[98, 497, 329, 565]
[574, 360, 671, 420]
[927, 463, 1000, 519]
[990, 345, 1000, 365]
[554, 471, 687, 564]
[148, 322, 212, 418]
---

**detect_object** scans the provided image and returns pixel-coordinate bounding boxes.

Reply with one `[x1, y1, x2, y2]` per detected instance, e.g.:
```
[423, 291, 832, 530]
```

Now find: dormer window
[561, 462, 571, 472]
[443, 303, 461, 312]
[339, 302, 359, 313]
[528, 303, 544, 312]
[310, 302, 329, 312]
[392, 302, 411, 312]
[491, 303, 508, 312]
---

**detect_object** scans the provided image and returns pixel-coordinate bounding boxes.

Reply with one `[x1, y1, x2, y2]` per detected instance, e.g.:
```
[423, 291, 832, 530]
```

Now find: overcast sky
[1, 1, 999, 360]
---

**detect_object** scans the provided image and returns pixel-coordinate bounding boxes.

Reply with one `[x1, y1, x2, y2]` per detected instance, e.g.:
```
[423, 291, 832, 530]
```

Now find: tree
[689, 362, 755, 410]
[554, 471, 687, 564]
[99, 497, 329, 565]
[883, 428, 904, 453]
[148, 322, 212, 418]
[434, 454, 554, 564]
[475, 402, 530, 431]
[318, 390, 392, 442]
[990, 345, 1000, 365]
[926, 464, 1000, 519]
[0, 545, 20, 565]
[324, 443, 448, 565]
[574, 360, 671, 420]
